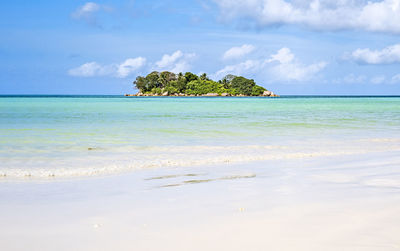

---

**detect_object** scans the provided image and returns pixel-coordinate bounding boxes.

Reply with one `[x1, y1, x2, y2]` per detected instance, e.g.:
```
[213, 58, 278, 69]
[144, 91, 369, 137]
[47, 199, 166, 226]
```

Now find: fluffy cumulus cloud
[267, 48, 327, 81]
[68, 57, 146, 78]
[347, 44, 400, 64]
[117, 58, 147, 78]
[154, 50, 196, 73]
[266, 47, 294, 64]
[213, 0, 400, 33]
[223, 44, 255, 60]
[214, 47, 327, 82]
[68, 50, 196, 78]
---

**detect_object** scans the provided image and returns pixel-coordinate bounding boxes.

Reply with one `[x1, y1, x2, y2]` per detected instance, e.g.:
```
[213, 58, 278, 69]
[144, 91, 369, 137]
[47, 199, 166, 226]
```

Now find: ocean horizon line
[1, 94, 400, 98]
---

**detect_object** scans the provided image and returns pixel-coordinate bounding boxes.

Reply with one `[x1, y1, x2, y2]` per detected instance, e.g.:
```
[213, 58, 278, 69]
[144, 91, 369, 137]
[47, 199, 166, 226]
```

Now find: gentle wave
[1, 145, 399, 180]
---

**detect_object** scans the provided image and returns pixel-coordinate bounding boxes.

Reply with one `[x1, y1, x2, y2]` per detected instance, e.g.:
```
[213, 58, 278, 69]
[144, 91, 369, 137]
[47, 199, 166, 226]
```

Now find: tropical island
[126, 71, 278, 97]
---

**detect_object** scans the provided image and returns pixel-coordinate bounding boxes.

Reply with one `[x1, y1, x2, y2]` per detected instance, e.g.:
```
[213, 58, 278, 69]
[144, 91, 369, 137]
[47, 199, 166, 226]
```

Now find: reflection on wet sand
[149, 173, 256, 188]
[183, 179, 213, 184]
[144, 173, 202, 180]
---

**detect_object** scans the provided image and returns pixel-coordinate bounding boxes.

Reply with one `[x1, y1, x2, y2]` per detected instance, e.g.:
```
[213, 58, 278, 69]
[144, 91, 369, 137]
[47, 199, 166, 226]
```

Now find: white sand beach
[2, 149, 400, 251]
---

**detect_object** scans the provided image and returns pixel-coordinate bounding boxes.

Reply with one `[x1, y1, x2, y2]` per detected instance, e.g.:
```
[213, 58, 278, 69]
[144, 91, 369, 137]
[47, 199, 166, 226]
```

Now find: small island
[126, 71, 278, 97]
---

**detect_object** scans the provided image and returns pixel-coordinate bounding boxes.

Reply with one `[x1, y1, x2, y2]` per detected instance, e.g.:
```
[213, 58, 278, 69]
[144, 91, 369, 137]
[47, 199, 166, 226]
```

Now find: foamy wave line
[0, 144, 287, 154]
[2, 148, 398, 180]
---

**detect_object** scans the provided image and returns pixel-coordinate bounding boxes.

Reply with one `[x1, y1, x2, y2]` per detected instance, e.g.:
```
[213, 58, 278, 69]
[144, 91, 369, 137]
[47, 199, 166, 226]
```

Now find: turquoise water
[1, 96, 400, 178]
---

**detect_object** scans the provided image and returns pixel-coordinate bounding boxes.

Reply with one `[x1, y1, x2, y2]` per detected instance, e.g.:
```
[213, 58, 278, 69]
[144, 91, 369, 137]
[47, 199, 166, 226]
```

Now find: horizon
[1, 1, 400, 95]
[2, 94, 400, 97]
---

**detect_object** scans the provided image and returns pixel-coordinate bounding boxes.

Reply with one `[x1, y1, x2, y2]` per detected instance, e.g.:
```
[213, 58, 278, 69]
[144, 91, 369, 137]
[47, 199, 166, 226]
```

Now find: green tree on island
[132, 71, 277, 96]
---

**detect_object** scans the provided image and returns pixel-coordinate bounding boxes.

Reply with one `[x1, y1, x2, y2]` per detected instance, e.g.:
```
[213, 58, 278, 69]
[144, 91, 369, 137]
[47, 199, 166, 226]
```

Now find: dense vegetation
[133, 71, 270, 96]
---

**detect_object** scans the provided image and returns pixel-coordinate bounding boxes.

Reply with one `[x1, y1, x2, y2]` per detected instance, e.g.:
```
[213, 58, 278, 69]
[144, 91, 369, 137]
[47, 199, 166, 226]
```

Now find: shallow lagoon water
[1, 96, 399, 178]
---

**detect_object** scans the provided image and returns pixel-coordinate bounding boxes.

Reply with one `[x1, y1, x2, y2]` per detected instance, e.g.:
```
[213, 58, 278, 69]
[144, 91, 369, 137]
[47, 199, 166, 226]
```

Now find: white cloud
[117, 57, 147, 78]
[68, 50, 195, 78]
[155, 50, 196, 73]
[71, 2, 112, 26]
[72, 2, 100, 18]
[213, 0, 400, 33]
[267, 48, 327, 82]
[223, 44, 255, 60]
[68, 57, 146, 78]
[214, 60, 262, 79]
[270, 59, 327, 82]
[266, 47, 294, 64]
[213, 47, 327, 82]
[156, 51, 183, 68]
[68, 62, 107, 77]
[347, 44, 400, 64]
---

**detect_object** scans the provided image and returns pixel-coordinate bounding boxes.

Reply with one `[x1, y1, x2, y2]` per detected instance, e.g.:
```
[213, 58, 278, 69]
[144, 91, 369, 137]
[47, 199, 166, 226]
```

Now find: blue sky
[1, 0, 400, 95]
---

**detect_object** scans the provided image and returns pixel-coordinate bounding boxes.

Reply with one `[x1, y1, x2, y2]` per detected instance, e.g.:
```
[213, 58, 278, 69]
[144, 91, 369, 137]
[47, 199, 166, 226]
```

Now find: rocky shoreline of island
[125, 90, 278, 97]
[127, 71, 279, 97]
